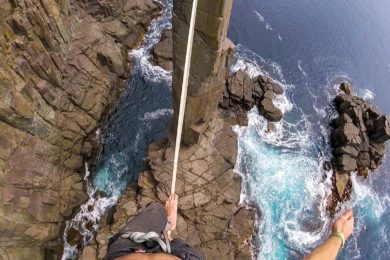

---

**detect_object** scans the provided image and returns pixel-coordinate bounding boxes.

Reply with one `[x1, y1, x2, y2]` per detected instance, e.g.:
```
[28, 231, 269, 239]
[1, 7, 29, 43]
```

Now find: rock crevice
[0, 0, 160, 258]
[327, 82, 390, 215]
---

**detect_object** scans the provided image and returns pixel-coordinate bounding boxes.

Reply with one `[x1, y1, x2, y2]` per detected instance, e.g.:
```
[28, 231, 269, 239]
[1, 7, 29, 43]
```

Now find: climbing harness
[121, 231, 171, 254]
[171, 0, 199, 195]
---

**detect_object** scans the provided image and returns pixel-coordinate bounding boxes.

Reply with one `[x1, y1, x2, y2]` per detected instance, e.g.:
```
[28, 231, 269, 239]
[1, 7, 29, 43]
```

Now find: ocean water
[230, 0, 390, 259]
[62, 0, 173, 258]
[62, 0, 390, 259]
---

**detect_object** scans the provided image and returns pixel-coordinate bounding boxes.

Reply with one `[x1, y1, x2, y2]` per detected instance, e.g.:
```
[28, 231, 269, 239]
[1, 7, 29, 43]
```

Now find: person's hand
[332, 209, 354, 240]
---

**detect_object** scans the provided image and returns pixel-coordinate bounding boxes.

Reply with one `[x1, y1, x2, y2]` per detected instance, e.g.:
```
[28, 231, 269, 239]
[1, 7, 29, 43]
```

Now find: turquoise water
[230, 0, 390, 257]
[65, 0, 390, 259]
[234, 105, 333, 259]
[92, 0, 173, 196]
[62, 1, 173, 258]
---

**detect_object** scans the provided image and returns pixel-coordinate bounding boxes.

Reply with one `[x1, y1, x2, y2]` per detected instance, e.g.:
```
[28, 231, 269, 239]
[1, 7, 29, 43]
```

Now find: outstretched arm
[305, 209, 354, 260]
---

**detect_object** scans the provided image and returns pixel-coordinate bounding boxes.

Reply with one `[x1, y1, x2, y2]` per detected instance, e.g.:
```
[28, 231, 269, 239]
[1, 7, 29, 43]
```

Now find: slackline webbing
[171, 0, 199, 195]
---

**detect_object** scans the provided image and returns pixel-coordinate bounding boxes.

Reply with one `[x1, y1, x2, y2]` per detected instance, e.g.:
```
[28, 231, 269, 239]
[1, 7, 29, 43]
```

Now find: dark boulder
[333, 145, 360, 158]
[331, 122, 360, 147]
[253, 82, 264, 98]
[152, 29, 173, 71]
[221, 71, 285, 124]
[340, 82, 352, 95]
[258, 98, 283, 122]
[371, 115, 390, 143]
[369, 142, 387, 161]
[336, 154, 358, 172]
[367, 106, 381, 119]
[357, 152, 370, 168]
[273, 84, 284, 95]
[328, 82, 390, 215]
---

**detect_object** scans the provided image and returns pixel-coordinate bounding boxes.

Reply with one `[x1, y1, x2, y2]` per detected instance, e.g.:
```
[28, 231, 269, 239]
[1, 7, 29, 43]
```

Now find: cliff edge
[95, 0, 258, 259]
[0, 0, 160, 258]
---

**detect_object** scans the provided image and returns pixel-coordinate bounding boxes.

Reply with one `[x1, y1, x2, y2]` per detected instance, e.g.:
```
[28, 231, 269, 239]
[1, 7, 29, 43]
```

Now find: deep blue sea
[229, 0, 390, 259]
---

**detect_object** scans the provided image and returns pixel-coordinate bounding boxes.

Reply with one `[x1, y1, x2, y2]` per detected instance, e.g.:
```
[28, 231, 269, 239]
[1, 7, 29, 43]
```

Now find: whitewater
[231, 45, 389, 259]
[62, 0, 173, 258]
[62, 0, 390, 259]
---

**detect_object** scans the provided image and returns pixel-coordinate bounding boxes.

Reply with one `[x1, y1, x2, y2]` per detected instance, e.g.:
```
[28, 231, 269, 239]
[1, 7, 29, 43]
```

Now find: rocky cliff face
[93, 0, 258, 259]
[172, 0, 235, 145]
[0, 0, 160, 258]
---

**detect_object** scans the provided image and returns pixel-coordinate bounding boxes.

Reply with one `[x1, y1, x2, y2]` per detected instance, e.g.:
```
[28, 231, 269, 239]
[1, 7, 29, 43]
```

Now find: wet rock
[340, 82, 352, 95]
[328, 82, 390, 214]
[220, 70, 284, 124]
[357, 152, 370, 168]
[273, 83, 285, 95]
[323, 161, 332, 171]
[258, 98, 283, 122]
[371, 115, 390, 143]
[334, 171, 352, 200]
[67, 228, 83, 247]
[152, 29, 173, 71]
[336, 154, 357, 172]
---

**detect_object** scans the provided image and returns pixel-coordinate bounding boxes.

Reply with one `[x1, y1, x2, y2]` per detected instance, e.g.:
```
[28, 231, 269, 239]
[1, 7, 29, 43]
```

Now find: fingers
[343, 209, 354, 220]
[167, 194, 178, 203]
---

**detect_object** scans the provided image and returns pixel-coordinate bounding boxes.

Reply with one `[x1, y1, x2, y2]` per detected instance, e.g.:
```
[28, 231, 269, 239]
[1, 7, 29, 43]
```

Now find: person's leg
[105, 202, 168, 260]
[165, 194, 178, 236]
[117, 202, 168, 235]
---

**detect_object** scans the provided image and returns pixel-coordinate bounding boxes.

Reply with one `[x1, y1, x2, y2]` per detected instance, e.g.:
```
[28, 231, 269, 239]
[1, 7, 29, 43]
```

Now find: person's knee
[145, 201, 167, 217]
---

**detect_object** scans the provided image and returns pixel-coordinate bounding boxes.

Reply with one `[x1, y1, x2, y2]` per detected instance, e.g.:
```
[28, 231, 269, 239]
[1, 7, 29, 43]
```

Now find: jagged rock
[336, 154, 358, 172]
[369, 142, 387, 165]
[371, 115, 390, 143]
[253, 82, 264, 98]
[96, 115, 257, 259]
[152, 29, 173, 71]
[331, 122, 360, 147]
[357, 152, 370, 167]
[220, 70, 284, 125]
[340, 82, 352, 95]
[329, 82, 390, 214]
[273, 83, 285, 95]
[258, 98, 283, 122]
[227, 206, 257, 259]
[333, 145, 360, 158]
[226, 71, 254, 106]
[0, 0, 160, 257]
[367, 106, 381, 119]
[335, 171, 352, 200]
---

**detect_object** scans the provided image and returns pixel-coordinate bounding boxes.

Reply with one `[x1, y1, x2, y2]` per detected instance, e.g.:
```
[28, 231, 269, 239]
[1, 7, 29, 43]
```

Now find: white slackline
[171, 0, 199, 194]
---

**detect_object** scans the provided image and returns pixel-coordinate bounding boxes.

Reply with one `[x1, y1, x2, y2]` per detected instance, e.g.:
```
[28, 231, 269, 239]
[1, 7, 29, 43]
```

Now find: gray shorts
[105, 202, 204, 260]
